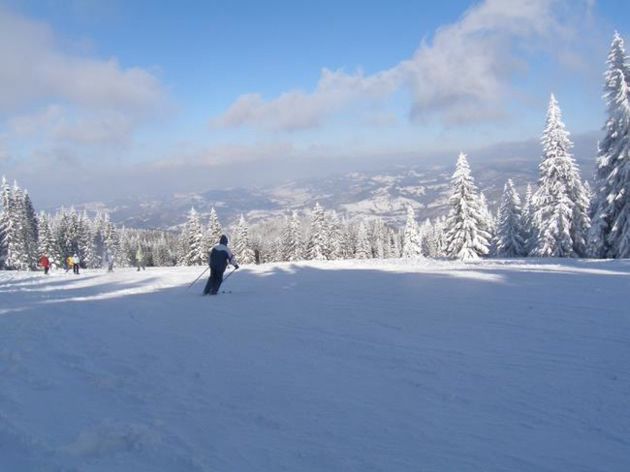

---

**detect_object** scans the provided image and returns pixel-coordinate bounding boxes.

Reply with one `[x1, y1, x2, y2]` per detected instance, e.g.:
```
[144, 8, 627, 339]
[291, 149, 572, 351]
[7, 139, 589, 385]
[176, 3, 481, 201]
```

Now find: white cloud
[213, 67, 400, 131]
[8, 105, 137, 147]
[0, 8, 164, 113]
[0, 7, 168, 153]
[212, 0, 594, 131]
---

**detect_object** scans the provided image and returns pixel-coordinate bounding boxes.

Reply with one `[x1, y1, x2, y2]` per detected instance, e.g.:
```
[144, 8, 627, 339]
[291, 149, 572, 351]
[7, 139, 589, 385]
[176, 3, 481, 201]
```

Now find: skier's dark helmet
[219, 235, 228, 245]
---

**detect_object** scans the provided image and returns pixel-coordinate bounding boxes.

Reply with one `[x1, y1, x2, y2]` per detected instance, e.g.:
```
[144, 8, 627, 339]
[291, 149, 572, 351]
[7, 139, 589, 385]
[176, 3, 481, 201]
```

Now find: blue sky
[0, 0, 628, 205]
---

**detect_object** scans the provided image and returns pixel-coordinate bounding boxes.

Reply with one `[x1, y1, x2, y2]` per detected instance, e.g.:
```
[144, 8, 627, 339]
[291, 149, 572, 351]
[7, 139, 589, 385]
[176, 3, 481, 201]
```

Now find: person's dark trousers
[203, 267, 225, 295]
[74, 265, 79, 274]
[44, 267, 49, 275]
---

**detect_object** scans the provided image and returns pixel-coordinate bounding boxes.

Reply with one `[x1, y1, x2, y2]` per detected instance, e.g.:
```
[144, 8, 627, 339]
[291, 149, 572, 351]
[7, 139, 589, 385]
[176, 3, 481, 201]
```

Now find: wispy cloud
[212, 0, 595, 131]
[0, 7, 168, 151]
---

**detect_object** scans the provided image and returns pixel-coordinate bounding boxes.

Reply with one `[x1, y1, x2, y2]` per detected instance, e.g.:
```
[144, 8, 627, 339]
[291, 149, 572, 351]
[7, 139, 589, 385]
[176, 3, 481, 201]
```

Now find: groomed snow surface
[1, 259, 628, 471]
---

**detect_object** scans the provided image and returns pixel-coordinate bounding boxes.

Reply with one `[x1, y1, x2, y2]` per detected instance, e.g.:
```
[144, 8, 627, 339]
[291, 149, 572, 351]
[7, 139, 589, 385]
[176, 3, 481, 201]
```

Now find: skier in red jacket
[39, 255, 51, 275]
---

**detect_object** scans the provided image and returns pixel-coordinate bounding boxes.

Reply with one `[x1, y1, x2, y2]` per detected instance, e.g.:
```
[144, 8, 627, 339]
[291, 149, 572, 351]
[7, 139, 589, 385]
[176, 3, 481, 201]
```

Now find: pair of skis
[187, 267, 238, 292]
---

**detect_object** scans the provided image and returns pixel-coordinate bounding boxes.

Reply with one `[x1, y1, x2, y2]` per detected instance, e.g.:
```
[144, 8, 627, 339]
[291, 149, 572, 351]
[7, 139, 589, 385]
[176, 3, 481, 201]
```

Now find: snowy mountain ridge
[65, 134, 598, 230]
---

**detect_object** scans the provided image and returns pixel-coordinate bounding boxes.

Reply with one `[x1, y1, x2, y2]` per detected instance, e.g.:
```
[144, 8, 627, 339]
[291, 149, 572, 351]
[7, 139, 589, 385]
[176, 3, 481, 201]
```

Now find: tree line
[429, 33, 630, 261]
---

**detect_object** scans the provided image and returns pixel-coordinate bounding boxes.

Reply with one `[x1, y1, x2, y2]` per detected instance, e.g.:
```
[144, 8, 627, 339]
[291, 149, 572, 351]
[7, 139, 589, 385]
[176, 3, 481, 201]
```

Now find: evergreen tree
[103, 214, 121, 265]
[495, 179, 525, 257]
[282, 211, 303, 261]
[233, 214, 255, 264]
[354, 222, 371, 259]
[589, 32, 630, 258]
[205, 207, 223, 250]
[531, 94, 590, 257]
[444, 153, 491, 261]
[38, 212, 60, 268]
[430, 216, 448, 258]
[54, 209, 74, 261]
[419, 219, 434, 257]
[21, 190, 39, 269]
[153, 235, 176, 267]
[521, 183, 535, 254]
[9, 182, 29, 270]
[77, 211, 96, 268]
[326, 210, 344, 260]
[270, 237, 284, 263]
[0, 177, 19, 269]
[478, 192, 496, 255]
[370, 219, 387, 259]
[306, 203, 327, 260]
[339, 216, 355, 259]
[179, 207, 206, 266]
[390, 228, 402, 258]
[68, 209, 81, 257]
[118, 227, 136, 266]
[401, 206, 422, 258]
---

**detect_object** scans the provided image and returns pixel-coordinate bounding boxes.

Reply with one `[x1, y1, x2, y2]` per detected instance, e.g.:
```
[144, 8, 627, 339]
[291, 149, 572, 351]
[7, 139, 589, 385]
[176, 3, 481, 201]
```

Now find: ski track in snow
[0, 259, 629, 471]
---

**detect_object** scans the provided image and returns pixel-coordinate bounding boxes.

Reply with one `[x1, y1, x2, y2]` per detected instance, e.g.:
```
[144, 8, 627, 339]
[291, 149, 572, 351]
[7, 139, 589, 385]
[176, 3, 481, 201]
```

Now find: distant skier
[203, 235, 239, 295]
[65, 255, 73, 273]
[104, 250, 114, 272]
[72, 254, 80, 274]
[39, 255, 50, 275]
[136, 246, 146, 271]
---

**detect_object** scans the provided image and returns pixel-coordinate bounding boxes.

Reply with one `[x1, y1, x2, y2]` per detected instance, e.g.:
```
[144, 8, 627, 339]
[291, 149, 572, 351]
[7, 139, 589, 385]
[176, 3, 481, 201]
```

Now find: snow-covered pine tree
[153, 235, 176, 266]
[521, 183, 535, 254]
[282, 210, 303, 261]
[326, 210, 344, 260]
[382, 226, 393, 259]
[432, 218, 447, 258]
[589, 32, 630, 258]
[250, 233, 264, 264]
[270, 236, 284, 262]
[370, 219, 386, 259]
[21, 190, 39, 269]
[419, 219, 434, 257]
[478, 192, 496, 255]
[434, 216, 448, 257]
[68, 209, 81, 258]
[91, 211, 106, 267]
[77, 211, 96, 268]
[179, 207, 206, 266]
[339, 216, 355, 259]
[444, 153, 491, 261]
[354, 221, 371, 259]
[102, 213, 120, 265]
[531, 94, 591, 257]
[232, 214, 255, 264]
[205, 207, 223, 250]
[390, 228, 402, 258]
[495, 179, 525, 257]
[401, 206, 422, 258]
[54, 209, 72, 262]
[306, 203, 328, 260]
[37, 212, 61, 268]
[0, 177, 18, 269]
[120, 228, 132, 266]
[9, 182, 29, 270]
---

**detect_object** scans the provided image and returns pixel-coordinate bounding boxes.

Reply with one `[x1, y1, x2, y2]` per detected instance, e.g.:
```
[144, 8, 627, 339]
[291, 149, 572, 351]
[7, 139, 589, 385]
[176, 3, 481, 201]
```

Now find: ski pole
[187, 267, 209, 289]
[221, 267, 238, 285]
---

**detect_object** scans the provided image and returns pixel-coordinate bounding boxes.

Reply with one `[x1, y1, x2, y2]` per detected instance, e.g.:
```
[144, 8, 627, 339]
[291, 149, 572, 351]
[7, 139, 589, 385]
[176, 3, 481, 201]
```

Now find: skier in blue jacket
[203, 235, 239, 295]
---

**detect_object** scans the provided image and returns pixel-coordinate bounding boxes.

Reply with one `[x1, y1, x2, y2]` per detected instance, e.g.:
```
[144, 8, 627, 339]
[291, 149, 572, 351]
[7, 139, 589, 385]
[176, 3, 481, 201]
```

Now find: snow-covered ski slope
[0, 259, 628, 471]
